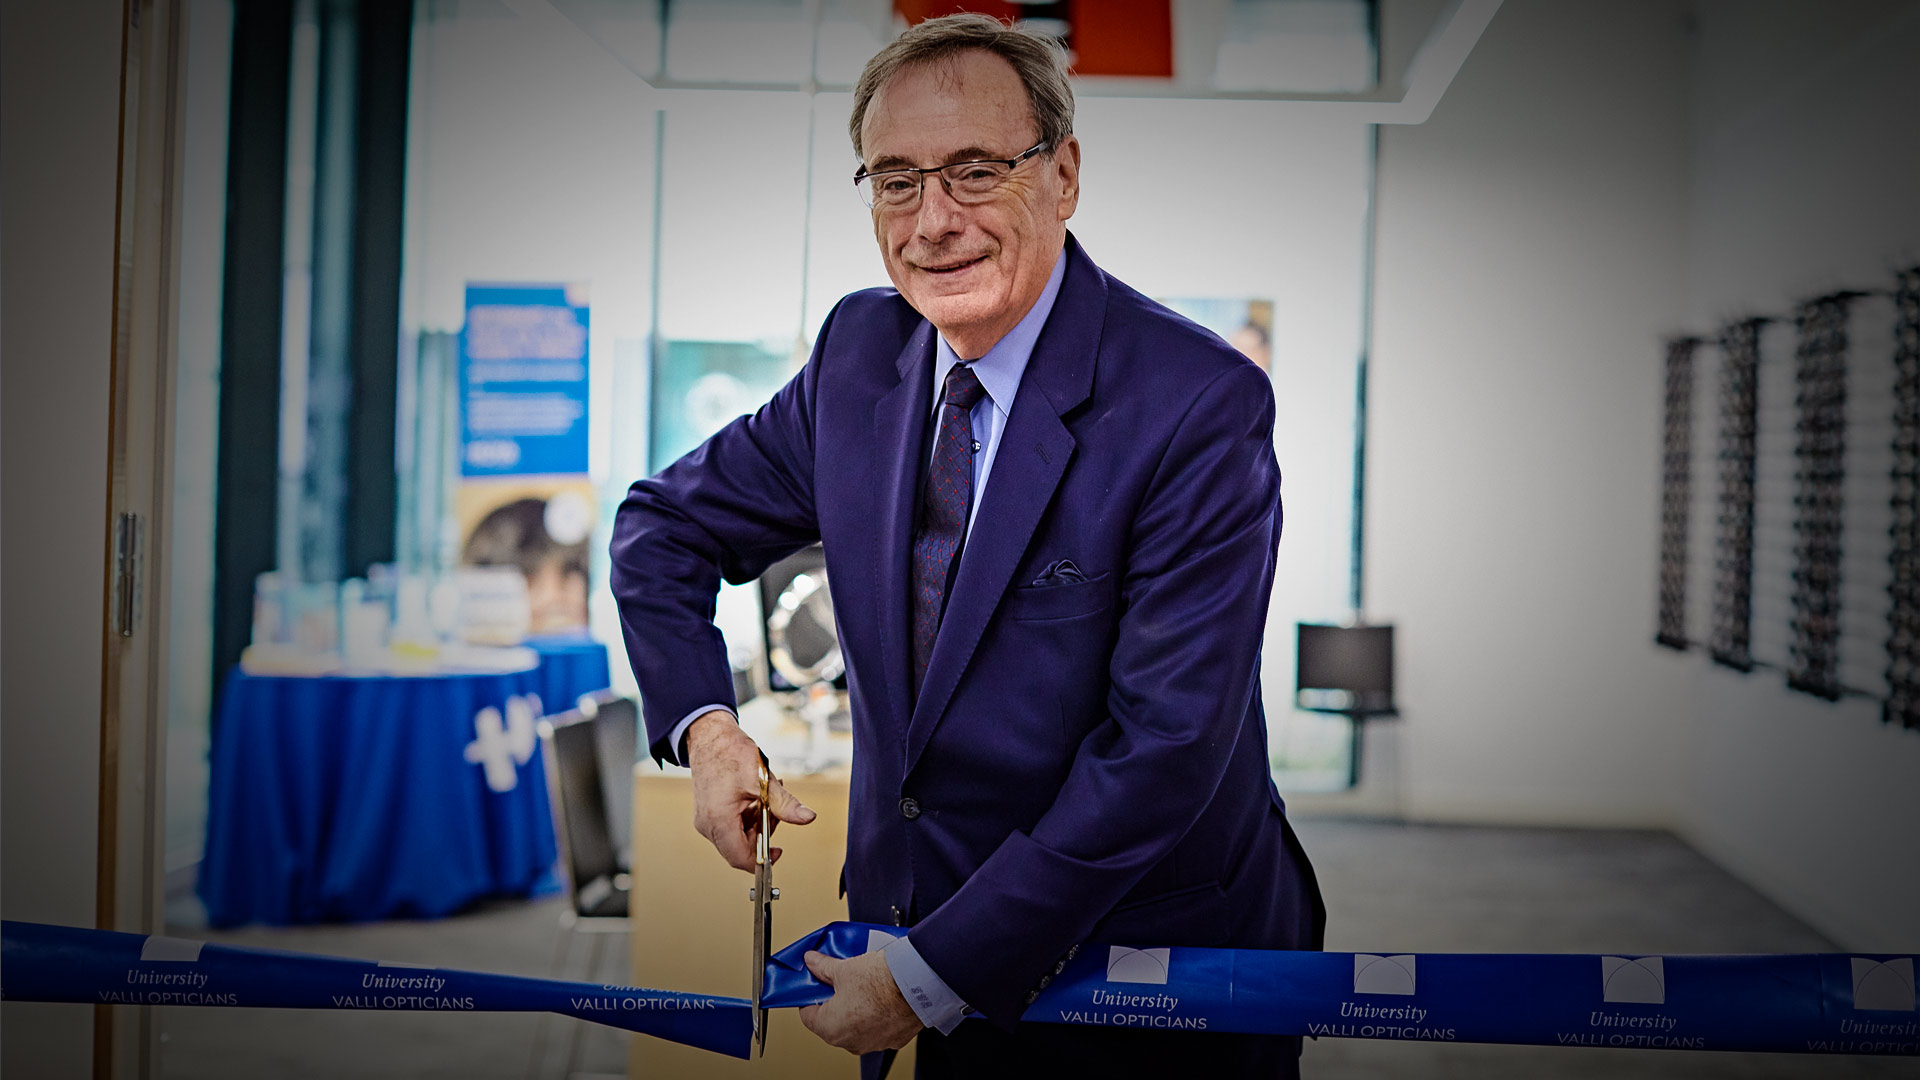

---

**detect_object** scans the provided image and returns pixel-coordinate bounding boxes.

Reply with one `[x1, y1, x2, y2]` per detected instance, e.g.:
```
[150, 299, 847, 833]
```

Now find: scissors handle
[755, 760, 772, 865]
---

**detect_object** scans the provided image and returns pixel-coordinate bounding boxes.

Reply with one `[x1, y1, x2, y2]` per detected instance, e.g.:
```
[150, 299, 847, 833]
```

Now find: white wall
[1355, 0, 1920, 951]
[1071, 98, 1373, 782]
[1360, 0, 1693, 826]
[0, 0, 121, 1073]
[407, 6, 666, 692]
[1674, 0, 1920, 952]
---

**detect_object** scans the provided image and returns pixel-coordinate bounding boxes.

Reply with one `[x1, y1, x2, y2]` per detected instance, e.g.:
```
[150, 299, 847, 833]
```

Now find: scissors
[749, 759, 779, 1057]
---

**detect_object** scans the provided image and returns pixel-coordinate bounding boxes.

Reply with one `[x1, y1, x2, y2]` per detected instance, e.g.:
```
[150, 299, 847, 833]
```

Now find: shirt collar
[933, 247, 1069, 417]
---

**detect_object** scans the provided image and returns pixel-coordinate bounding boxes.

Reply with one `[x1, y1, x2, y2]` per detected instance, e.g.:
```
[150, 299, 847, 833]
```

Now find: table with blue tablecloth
[522, 632, 614, 716]
[199, 638, 611, 927]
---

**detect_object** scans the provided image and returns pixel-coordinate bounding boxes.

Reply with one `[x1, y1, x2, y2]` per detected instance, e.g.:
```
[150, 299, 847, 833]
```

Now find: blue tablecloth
[199, 641, 611, 927]
[524, 633, 614, 715]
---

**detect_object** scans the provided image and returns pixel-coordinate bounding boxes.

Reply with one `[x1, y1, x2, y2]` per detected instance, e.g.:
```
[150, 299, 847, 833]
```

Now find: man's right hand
[684, 710, 816, 871]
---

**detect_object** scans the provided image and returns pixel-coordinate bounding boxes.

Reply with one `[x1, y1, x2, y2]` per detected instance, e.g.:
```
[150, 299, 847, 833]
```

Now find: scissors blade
[752, 859, 772, 1055]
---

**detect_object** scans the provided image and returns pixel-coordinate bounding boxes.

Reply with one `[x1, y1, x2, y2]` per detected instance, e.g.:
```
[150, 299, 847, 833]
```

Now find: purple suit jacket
[611, 235, 1324, 1029]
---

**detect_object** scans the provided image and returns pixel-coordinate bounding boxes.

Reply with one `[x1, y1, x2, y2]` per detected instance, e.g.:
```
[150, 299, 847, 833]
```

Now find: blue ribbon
[8, 920, 1917, 1058]
[0, 920, 752, 1059]
[772, 922, 1919, 1057]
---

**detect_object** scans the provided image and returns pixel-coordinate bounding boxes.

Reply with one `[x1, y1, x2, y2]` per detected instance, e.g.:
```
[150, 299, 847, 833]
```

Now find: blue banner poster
[460, 284, 590, 477]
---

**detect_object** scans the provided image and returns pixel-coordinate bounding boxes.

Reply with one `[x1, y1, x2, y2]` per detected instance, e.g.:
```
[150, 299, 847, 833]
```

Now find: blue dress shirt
[669, 248, 1070, 1033]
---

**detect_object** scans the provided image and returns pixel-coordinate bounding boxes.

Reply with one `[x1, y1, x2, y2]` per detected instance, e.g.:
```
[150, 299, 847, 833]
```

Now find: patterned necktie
[911, 363, 987, 694]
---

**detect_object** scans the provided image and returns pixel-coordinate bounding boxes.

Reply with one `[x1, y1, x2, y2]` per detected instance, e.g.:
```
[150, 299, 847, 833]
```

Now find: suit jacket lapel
[871, 322, 936, 749]
[904, 236, 1107, 776]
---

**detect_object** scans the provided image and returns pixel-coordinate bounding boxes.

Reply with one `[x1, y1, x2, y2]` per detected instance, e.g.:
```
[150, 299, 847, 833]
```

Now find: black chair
[540, 705, 630, 920]
[533, 700, 635, 1079]
[575, 692, 637, 871]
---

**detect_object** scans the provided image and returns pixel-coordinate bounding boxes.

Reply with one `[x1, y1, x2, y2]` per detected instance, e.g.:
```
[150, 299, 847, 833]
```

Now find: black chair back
[586, 694, 638, 868]
[540, 709, 625, 917]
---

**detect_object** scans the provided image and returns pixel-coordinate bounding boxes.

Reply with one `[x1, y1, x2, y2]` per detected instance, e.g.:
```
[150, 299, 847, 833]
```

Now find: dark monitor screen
[1296, 623, 1394, 695]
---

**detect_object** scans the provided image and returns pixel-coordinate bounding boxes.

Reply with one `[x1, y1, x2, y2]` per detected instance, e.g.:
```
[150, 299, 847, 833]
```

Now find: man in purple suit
[611, 13, 1323, 1077]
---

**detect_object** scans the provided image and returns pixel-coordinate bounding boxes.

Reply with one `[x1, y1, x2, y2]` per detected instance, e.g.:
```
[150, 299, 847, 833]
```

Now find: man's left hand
[797, 949, 924, 1056]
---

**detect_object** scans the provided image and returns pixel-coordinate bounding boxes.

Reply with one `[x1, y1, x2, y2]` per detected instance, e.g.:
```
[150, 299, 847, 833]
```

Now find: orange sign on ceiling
[892, 1, 1174, 79]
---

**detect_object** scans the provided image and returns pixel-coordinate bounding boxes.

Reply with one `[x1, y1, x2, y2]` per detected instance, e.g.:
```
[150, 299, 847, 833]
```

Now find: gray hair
[849, 13, 1074, 163]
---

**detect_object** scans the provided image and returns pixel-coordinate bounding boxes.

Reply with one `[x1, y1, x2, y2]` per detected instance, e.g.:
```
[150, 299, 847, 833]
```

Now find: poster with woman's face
[1158, 297, 1274, 372]
[455, 479, 596, 637]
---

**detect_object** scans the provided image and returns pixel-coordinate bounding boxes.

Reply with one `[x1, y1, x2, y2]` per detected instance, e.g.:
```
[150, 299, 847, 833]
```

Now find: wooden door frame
[97, 0, 188, 1075]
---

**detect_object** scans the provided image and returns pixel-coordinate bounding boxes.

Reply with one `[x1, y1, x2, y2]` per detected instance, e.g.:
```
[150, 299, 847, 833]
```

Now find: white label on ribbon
[140, 936, 205, 963]
[1107, 947, 1171, 985]
[1852, 958, 1916, 1012]
[1601, 957, 1666, 1005]
[1354, 954, 1417, 996]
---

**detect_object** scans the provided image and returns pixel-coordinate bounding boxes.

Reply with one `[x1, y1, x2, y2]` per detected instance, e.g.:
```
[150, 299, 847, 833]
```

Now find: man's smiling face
[859, 49, 1080, 359]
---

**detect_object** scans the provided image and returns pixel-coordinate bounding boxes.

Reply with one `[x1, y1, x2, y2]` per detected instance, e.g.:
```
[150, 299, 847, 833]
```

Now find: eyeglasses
[853, 141, 1050, 211]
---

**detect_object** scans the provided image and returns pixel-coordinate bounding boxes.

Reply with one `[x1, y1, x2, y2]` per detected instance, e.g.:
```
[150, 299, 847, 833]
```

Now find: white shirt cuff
[883, 936, 970, 1035]
[667, 705, 735, 766]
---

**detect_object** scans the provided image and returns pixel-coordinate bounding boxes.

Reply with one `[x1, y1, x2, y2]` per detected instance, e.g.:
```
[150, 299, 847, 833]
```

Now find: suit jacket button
[899, 797, 921, 820]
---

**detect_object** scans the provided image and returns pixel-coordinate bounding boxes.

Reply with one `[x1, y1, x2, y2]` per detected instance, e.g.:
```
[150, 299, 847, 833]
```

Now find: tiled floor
[148, 819, 1914, 1079]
